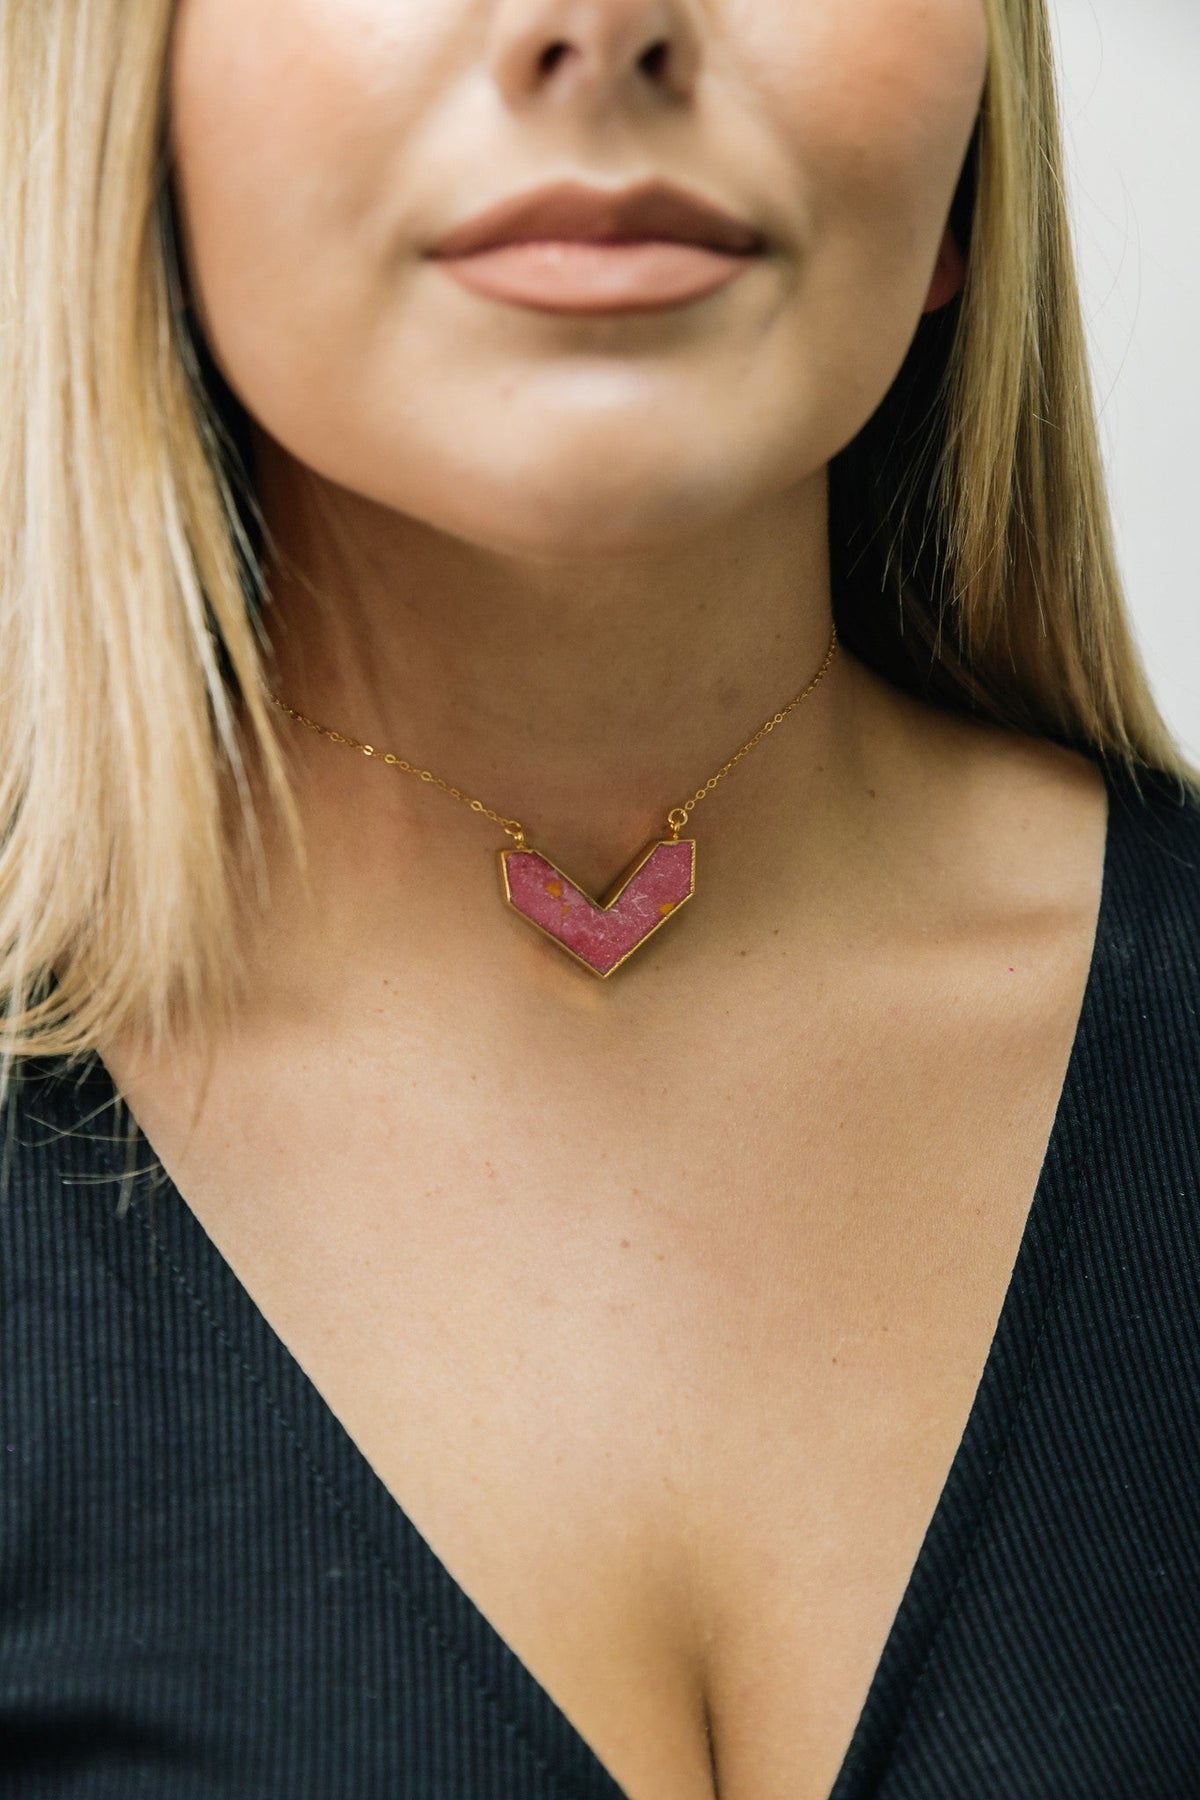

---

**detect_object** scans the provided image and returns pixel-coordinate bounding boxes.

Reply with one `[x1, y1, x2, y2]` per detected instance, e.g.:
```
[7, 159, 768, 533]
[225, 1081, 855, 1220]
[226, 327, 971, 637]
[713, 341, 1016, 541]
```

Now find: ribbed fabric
[2, 755, 1199, 1799]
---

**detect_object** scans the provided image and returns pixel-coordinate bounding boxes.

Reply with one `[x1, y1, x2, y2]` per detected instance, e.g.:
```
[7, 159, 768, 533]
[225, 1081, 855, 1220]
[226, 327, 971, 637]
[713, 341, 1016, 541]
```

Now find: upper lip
[427, 178, 766, 258]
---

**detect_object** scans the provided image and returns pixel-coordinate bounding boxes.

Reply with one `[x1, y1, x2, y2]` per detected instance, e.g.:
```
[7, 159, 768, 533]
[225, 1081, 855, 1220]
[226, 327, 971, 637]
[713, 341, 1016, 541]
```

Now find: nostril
[535, 36, 674, 86]
[640, 41, 670, 81]
[538, 42, 572, 78]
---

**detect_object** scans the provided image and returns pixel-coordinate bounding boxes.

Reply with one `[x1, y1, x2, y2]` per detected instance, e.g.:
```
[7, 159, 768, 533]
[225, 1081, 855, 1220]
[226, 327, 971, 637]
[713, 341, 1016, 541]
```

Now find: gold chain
[663, 618, 839, 838]
[265, 618, 838, 850]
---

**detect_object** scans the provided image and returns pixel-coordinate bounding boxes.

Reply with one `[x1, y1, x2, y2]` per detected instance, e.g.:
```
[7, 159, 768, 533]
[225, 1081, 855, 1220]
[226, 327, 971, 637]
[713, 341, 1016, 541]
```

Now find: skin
[165, 0, 989, 910]
[107, 8, 1111, 1794]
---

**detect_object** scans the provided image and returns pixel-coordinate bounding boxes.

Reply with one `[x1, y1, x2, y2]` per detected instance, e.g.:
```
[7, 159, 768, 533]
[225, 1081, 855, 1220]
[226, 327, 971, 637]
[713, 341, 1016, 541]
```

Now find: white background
[1051, 0, 1200, 758]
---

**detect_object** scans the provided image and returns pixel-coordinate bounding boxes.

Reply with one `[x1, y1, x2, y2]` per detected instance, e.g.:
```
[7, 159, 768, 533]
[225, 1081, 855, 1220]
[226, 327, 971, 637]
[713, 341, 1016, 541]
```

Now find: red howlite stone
[501, 839, 696, 975]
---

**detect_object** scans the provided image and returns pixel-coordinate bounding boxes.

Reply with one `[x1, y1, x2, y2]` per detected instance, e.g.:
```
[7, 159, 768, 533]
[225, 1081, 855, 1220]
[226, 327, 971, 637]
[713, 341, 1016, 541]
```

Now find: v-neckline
[67, 755, 1127, 1800]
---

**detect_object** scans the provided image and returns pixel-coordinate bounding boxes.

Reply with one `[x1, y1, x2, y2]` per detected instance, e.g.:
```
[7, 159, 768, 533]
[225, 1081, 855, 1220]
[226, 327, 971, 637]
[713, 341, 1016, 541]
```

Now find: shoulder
[1103, 760, 1200, 958]
[1106, 759, 1200, 887]
[1064, 760, 1200, 1196]
[911, 715, 1200, 1093]
[925, 707, 1200, 950]
[1098, 760, 1200, 1055]
[1, 1052, 137, 1210]
[0, 1055, 149, 1399]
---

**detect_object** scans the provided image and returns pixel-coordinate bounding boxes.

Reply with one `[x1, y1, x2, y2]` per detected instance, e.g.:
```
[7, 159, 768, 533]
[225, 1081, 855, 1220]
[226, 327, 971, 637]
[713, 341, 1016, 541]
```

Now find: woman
[2, 0, 1198, 1795]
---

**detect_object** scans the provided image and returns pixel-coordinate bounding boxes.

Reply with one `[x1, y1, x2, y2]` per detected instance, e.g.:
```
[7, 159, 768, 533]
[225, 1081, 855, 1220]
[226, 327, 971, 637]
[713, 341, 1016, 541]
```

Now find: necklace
[266, 619, 838, 978]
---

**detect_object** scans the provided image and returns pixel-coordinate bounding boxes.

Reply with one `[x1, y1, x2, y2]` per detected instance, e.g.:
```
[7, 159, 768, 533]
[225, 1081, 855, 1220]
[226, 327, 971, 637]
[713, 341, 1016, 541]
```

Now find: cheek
[168, 0, 425, 360]
[758, 0, 988, 240]
[750, 0, 987, 425]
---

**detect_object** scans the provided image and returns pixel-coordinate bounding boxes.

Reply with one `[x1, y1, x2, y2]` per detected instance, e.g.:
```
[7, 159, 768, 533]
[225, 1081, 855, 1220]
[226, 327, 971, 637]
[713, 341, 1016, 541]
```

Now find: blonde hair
[0, 0, 1196, 1085]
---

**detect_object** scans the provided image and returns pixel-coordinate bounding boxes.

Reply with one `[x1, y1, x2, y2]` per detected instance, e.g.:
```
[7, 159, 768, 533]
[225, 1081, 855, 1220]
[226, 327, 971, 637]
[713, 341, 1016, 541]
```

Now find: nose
[487, 0, 703, 112]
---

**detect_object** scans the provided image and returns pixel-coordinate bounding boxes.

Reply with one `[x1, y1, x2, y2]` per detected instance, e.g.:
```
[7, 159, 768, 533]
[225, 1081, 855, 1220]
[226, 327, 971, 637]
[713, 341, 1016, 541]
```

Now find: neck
[254, 441, 865, 897]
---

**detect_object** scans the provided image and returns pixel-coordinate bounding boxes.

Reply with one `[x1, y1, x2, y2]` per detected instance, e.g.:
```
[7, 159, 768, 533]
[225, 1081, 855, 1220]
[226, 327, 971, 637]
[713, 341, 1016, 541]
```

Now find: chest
[99, 927, 1094, 1800]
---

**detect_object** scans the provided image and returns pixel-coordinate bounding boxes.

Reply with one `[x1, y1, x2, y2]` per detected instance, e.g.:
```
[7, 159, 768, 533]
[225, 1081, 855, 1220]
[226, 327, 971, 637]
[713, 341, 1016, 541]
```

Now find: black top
[3, 755, 1200, 1799]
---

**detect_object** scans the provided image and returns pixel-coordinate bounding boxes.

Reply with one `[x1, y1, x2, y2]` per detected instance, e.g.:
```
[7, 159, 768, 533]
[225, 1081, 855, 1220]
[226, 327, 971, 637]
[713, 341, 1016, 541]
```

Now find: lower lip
[429, 240, 758, 314]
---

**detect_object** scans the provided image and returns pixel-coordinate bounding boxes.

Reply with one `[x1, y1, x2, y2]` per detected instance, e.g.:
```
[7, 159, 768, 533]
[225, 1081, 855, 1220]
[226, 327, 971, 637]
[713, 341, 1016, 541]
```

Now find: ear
[922, 225, 966, 314]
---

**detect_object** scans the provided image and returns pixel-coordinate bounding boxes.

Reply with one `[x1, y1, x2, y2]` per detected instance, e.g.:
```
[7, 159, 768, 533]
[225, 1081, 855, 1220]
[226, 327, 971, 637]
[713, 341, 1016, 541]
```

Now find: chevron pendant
[499, 837, 697, 977]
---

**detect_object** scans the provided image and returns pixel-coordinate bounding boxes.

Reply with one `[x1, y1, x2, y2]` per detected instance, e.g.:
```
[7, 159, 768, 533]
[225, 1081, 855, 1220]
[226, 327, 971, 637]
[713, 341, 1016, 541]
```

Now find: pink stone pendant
[499, 838, 697, 977]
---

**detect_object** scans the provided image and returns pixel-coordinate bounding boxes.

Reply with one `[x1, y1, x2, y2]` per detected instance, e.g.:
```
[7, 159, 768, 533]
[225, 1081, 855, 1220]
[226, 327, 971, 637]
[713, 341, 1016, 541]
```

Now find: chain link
[265, 618, 838, 846]
[666, 618, 839, 835]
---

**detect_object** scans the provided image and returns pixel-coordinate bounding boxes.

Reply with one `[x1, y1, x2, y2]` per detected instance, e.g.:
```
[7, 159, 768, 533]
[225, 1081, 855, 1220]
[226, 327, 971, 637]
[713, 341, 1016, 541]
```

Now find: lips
[425, 178, 766, 315]
[427, 178, 766, 260]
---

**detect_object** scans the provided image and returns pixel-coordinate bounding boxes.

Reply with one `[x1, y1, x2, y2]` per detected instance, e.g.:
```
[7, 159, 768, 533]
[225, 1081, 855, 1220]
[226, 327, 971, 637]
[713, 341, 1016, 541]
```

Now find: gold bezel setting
[499, 838, 697, 978]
